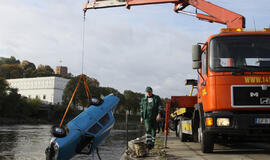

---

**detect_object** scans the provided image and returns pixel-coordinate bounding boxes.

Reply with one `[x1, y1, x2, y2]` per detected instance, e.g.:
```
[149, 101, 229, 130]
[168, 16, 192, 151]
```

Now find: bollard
[126, 110, 129, 150]
[164, 100, 171, 148]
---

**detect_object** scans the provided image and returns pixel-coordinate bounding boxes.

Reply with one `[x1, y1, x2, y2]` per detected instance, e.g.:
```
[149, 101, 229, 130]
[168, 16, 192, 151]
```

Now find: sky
[0, 0, 269, 98]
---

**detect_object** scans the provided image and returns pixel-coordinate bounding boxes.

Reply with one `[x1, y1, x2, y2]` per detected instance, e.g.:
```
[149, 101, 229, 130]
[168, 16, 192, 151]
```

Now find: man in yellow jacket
[140, 86, 161, 149]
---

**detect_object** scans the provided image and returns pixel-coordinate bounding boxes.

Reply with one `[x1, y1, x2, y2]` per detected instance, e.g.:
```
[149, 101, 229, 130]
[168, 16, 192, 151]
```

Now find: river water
[0, 123, 144, 160]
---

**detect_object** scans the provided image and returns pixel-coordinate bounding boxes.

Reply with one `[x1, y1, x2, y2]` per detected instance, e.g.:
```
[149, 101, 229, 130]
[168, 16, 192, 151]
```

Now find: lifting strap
[59, 74, 91, 128]
[83, 75, 91, 99]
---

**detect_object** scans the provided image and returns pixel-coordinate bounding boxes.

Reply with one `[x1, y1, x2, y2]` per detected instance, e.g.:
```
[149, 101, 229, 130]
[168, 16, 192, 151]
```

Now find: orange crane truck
[83, 0, 270, 153]
[173, 27, 270, 153]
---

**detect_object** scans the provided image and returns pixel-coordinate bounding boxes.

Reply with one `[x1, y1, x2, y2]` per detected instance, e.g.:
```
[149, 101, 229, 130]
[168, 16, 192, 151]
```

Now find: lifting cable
[81, 9, 87, 75]
[59, 9, 90, 128]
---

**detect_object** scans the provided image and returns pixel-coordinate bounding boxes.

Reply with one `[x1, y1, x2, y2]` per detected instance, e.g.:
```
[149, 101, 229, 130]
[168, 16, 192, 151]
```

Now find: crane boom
[83, 0, 245, 28]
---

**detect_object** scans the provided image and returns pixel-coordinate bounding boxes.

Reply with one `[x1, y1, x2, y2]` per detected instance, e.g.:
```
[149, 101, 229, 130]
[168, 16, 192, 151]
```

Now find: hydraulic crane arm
[83, 0, 245, 28]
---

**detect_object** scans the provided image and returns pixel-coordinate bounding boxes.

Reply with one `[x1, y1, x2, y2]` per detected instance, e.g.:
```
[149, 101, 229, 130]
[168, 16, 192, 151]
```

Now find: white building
[7, 77, 69, 104]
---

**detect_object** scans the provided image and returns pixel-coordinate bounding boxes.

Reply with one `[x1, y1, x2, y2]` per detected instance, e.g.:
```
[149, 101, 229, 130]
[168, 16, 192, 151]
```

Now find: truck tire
[179, 118, 188, 142]
[198, 121, 214, 153]
[193, 128, 198, 142]
[192, 118, 199, 142]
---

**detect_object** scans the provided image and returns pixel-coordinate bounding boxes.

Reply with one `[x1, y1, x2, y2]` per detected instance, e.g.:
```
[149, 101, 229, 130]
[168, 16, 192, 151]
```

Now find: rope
[59, 75, 82, 128]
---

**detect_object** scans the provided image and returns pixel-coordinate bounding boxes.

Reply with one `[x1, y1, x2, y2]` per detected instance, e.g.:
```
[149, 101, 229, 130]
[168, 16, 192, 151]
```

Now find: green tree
[62, 74, 126, 112]
[21, 60, 36, 77]
[62, 75, 101, 109]
[0, 64, 10, 78]
[62, 72, 74, 79]
[0, 78, 9, 114]
[21, 60, 36, 70]
[0, 77, 9, 96]
[98, 86, 125, 112]
[0, 64, 23, 79]
[0, 85, 42, 118]
[0, 56, 20, 65]
[10, 66, 23, 78]
[35, 64, 55, 77]
[24, 98, 42, 117]
[0, 88, 21, 117]
[23, 67, 35, 78]
[124, 90, 144, 114]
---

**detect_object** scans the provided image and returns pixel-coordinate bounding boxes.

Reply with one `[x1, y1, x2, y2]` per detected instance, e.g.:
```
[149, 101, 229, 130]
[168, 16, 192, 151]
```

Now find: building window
[43, 95, 46, 100]
[36, 95, 39, 99]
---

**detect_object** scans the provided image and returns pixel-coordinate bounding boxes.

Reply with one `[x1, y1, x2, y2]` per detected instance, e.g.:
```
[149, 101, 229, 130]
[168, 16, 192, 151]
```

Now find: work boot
[147, 144, 154, 150]
[147, 144, 152, 150]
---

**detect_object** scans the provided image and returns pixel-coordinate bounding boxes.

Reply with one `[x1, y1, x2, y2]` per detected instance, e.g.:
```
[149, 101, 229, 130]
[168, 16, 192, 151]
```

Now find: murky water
[0, 123, 143, 160]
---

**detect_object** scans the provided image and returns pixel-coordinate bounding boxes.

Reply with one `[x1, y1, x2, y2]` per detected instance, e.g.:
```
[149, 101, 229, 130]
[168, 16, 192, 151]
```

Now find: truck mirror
[192, 45, 202, 61]
[185, 79, 198, 86]
[192, 61, 201, 69]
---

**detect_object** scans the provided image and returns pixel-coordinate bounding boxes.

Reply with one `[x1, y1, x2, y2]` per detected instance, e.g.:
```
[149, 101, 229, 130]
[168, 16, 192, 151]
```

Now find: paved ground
[121, 133, 270, 160]
[165, 134, 270, 160]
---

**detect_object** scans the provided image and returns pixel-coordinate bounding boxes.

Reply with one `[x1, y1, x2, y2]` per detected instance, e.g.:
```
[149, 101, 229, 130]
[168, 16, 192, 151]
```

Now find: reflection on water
[0, 123, 143, 160]
[0, 125, 51, 160]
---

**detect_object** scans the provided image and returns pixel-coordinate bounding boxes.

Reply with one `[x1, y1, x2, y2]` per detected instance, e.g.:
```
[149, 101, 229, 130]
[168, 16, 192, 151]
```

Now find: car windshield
[209, 35, 270, 72]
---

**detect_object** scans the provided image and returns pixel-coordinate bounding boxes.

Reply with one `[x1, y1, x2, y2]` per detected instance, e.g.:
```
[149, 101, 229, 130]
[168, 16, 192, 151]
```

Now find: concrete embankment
[121, 131, 270, 160]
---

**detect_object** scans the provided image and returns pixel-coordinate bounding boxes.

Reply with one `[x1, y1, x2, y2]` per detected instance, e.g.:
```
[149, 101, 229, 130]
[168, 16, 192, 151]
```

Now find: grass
[151, 137, 167, 160]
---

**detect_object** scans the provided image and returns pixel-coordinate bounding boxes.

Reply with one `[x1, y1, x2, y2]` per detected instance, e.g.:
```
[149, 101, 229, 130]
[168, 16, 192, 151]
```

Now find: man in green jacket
[140, 86, 161, 149]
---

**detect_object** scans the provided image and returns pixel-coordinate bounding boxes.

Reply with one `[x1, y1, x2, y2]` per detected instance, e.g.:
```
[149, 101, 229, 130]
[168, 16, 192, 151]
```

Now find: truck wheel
[192, 120, 198, 142]
[198, 122, 214, 153]
[179, 118, 188, 142]
[193, 129, 198, 142]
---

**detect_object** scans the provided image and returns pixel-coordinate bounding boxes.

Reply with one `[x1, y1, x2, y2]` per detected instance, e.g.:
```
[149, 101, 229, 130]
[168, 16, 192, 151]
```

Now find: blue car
[46, 95, 119, 160]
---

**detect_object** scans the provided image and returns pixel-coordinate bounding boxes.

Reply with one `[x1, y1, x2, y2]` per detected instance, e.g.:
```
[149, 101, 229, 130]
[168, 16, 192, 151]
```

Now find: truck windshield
[209, 35, 270, 72]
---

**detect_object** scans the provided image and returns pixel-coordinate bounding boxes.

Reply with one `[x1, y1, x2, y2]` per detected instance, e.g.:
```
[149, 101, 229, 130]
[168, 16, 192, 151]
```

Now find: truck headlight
[216, 118, 230, 126]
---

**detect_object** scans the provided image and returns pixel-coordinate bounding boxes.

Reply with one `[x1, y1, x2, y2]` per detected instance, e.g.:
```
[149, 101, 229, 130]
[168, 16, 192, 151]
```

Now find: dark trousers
[144, 119, 157, 147]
